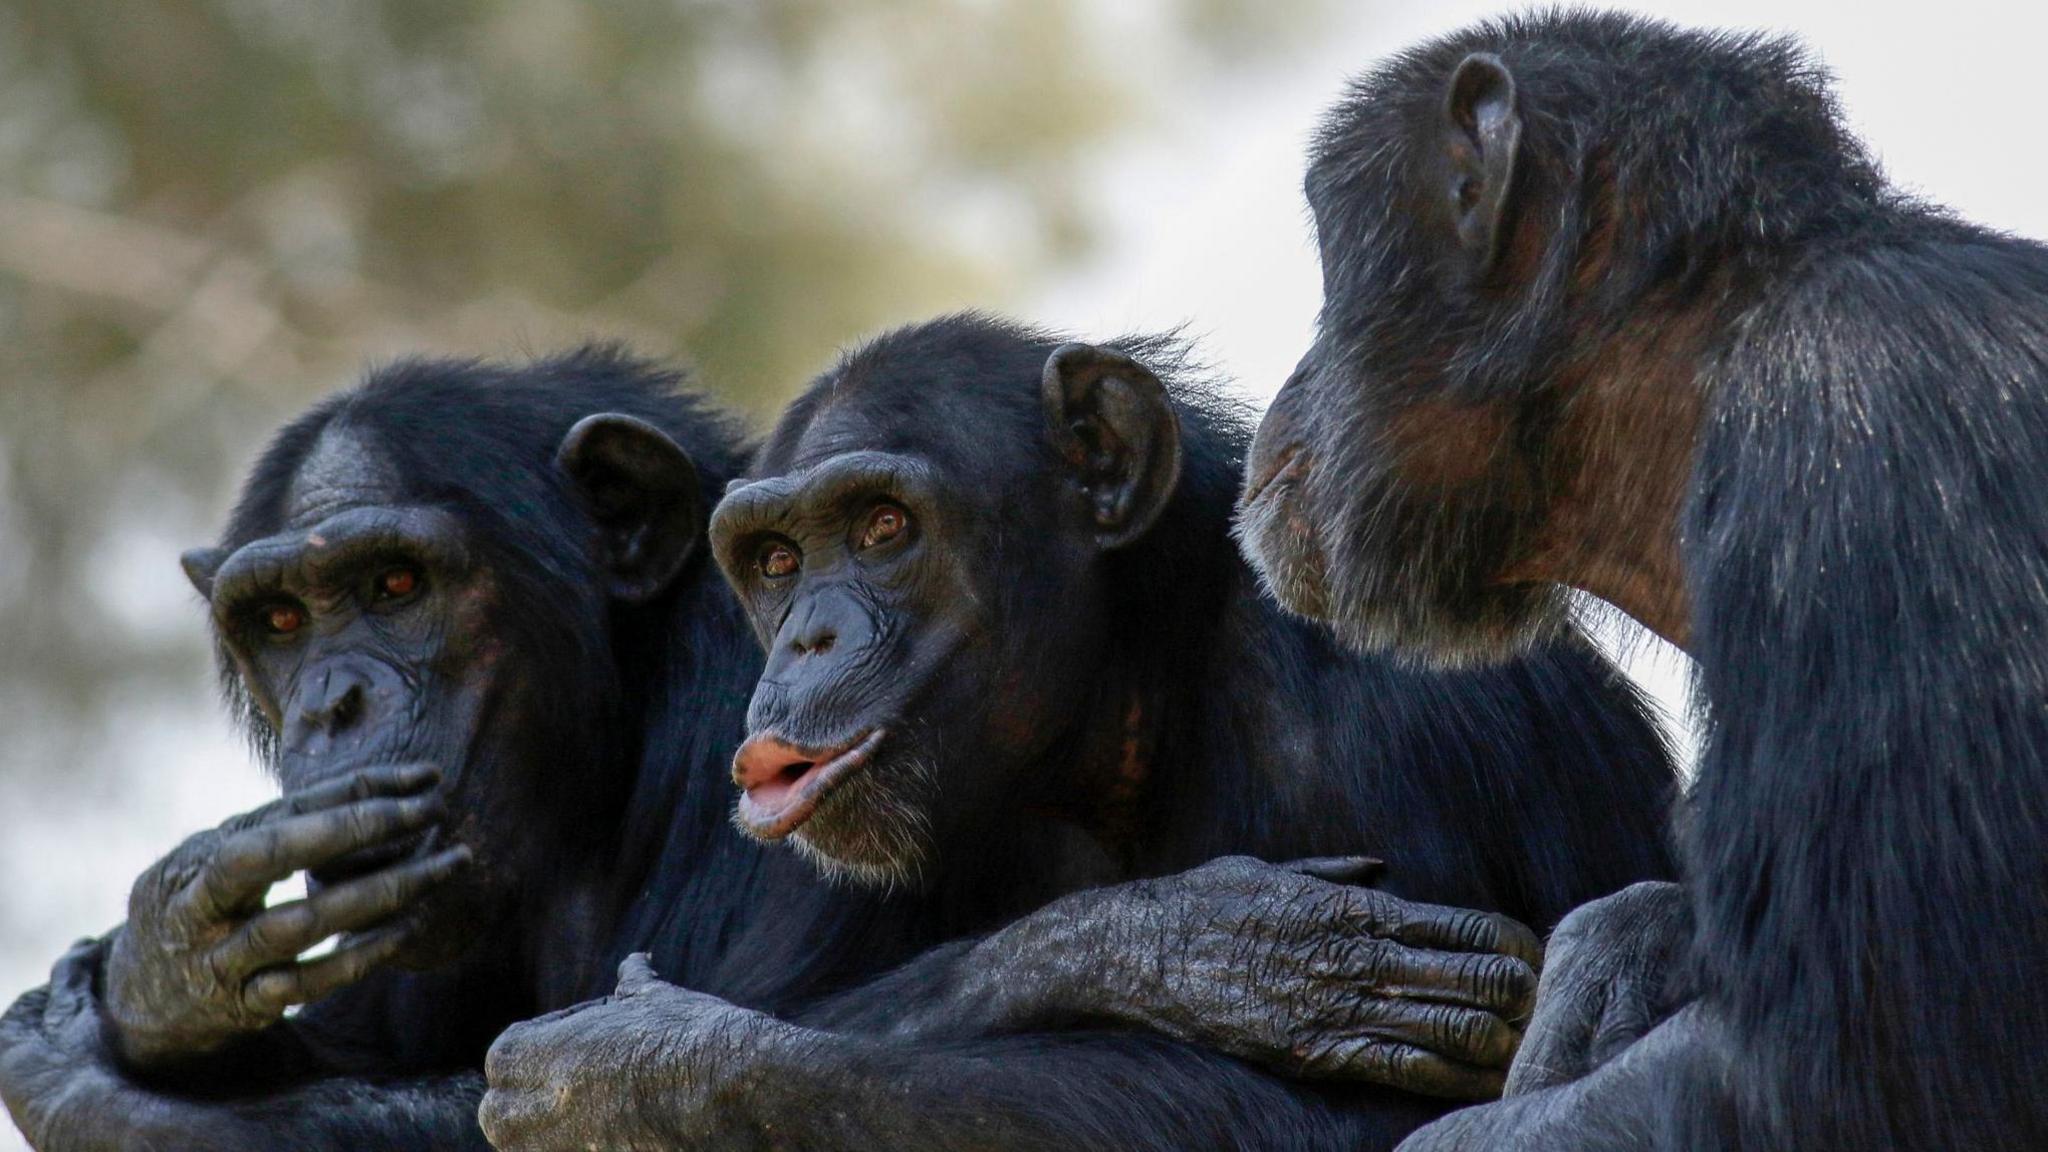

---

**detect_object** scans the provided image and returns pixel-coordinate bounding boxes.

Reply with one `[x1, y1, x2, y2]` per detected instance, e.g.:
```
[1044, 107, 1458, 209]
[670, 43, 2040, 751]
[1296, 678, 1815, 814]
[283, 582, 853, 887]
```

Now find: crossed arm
[1, 769, 1546, 1152]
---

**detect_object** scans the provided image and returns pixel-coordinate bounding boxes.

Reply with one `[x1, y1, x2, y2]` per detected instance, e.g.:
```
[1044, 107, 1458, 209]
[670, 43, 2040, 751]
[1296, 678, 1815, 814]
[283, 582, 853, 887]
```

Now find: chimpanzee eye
[858, 504, 910, 551]
[263, 602, 306, 637]
[374, 566, 423, 602]
[757, 541, 800, 580]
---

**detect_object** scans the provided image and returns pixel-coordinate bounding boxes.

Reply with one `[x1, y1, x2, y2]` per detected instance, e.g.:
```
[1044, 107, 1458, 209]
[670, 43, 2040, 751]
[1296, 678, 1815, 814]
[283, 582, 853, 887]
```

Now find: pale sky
[7, 6, 2042, 1145]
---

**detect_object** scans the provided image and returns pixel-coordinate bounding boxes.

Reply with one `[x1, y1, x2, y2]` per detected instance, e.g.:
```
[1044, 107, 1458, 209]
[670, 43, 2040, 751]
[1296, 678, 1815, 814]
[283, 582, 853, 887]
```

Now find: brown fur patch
[1383, 397, 1520, 490]
[1502, 291, 1719, 648]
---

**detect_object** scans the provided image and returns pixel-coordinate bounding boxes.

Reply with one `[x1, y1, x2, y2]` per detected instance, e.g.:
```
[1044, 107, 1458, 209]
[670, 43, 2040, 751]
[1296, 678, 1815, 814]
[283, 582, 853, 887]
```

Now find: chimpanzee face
[181, 412, 704, 964]
[711, 337, 1181, 888]
[1239, 51, 1569, 667]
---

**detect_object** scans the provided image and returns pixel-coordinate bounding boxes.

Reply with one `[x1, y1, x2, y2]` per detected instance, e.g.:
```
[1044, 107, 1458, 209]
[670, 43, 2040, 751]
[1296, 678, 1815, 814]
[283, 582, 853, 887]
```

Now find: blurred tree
[0, 0, 1318, 882]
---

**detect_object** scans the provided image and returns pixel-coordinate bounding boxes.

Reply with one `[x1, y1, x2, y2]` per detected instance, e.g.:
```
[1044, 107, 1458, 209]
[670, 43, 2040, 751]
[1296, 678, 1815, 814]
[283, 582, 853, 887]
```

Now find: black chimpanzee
[1239, 11, 2048, 1150]
[478, 315, 1680, 1151]
[0, 348, 1512, 1150]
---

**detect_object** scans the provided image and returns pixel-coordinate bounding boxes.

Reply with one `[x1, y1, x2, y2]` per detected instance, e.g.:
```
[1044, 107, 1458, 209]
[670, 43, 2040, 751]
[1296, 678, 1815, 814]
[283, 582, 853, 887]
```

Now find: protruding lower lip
[734, 729, 886, 840]
[1241, 444, 1306, 510]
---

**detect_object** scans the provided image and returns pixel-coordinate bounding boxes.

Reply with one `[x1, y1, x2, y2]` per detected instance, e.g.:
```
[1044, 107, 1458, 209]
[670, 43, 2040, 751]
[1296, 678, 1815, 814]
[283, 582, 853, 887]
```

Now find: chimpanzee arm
[0, 939, 491, 1152]
[482, 955, 1445, 1152]
[1503, 881, 1693, 1095]
[1394, 1002, 1734, 1152]
[100, 764, 467, 1078]
[800, 856, 1542, 1096]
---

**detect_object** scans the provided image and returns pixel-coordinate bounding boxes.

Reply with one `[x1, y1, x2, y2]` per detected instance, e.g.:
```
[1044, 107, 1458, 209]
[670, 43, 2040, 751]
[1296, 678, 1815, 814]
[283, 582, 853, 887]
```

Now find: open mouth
[731, 728, 887, 840]
[1240, 444, 1306, 510]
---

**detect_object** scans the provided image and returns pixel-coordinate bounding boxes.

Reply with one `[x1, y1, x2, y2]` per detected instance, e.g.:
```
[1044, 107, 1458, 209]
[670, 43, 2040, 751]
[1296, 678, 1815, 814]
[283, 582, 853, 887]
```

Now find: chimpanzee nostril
[329, 683, 363, 729]
[793, 630, 837, 657]
[300, 676, 369, 734]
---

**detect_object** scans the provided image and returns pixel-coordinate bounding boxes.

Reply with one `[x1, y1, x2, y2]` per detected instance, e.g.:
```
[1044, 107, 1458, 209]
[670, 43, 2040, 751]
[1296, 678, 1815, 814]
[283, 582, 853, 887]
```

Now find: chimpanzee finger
[276, 763, 441, 818]
[241, 926, 411, 1015]
[1281, 856, 1386, 885]
[1327, 994, 1523, 1069]
[186, 794, 445, 918]
[38, 939, 103, 1031]
[485, 1003, 607, 1088]
[614, 952, 663, 996]
[213, 846, 471, 975]
[221, 763, 441, 834]
[1368, 944, 1539, 1019]
[1343, 895, 1544, 967]
[1296, 1037, 1506, 1100]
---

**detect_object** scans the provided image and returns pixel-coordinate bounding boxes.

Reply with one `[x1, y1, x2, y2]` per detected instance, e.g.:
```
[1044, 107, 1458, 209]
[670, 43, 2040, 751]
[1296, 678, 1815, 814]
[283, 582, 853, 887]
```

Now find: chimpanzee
[0, 348, 1530, 1150]
[477, 315, 1680, 1151]
[1238, 11, 2048, 1150]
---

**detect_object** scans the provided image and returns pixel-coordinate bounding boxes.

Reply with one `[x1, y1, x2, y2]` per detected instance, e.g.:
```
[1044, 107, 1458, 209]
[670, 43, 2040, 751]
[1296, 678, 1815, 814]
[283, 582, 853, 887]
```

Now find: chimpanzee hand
[479, 954, 808, 1152]
[1503, 880, 1692, 1095]
[103, 761, 470, 1071]
[1, 938, 273, 1150]
[1057, 856, 1543, 1099]
[4, 937, 493, 1151]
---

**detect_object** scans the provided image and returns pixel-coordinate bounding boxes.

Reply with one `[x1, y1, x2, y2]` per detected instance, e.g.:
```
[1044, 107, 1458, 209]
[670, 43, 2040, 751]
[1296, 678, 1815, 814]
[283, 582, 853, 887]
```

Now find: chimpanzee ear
[1041, 343, 1183, 550]
[556, 414, 704, 604]
[180, 546, 228, 600]
[1443, 52, 1522, 276]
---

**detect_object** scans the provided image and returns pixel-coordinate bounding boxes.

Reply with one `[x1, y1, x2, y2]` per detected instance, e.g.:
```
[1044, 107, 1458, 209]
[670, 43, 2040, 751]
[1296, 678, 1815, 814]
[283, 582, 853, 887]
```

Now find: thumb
[615, 952, 663, 997]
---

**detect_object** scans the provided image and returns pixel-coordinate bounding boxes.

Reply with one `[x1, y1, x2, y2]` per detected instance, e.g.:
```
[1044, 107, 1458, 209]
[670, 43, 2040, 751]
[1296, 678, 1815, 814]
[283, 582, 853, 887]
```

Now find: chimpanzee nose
[284, 657, 408, 759]
[300, 669, 368, 734]
[770, 586, 874, 672]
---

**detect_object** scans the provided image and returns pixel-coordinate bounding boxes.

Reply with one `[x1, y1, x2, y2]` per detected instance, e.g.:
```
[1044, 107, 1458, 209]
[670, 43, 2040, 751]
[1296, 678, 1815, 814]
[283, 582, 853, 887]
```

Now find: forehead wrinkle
[285, 421, 405, 530]
[786, 409, 894, 473]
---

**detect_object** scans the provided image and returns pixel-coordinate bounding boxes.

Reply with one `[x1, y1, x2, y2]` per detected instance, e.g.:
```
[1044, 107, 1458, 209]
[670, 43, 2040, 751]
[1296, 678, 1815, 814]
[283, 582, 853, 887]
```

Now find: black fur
[737, 314, 1682, 1148]
[1264, 11, 2048, 1149]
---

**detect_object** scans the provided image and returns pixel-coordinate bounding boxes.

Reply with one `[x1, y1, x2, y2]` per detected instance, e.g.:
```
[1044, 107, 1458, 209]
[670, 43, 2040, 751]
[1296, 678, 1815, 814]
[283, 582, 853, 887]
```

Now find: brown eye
[377, 567, 420, 600]
[758, 542, 799, 580]
[858, 504, 909, 550]
[265, 603, 305, 636]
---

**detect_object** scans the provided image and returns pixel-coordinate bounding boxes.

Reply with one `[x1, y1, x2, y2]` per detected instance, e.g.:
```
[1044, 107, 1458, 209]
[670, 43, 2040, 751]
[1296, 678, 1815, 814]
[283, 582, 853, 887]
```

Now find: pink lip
[733, 729, 887, 839]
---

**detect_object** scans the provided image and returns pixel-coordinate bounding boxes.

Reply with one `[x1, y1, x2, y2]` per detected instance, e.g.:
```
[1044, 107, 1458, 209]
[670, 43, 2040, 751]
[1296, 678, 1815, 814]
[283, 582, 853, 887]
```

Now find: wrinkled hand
[480, 955, 806, 1152]
[104, 762, 469, 1070]
[1083, 855, 1543, 1100]
[1504, 880, 1692, 1096]
[0, 939, 270, 1150]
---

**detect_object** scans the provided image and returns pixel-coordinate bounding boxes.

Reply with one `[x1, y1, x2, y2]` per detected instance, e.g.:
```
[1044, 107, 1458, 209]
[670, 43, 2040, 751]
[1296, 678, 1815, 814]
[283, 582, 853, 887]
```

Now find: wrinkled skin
[3, 368, 719, 1149]
[1059, 858, 1538, 1090]
[701, 334, 1560, 1097]
[97, 425, 590, 1080]
[479, 317, 1678, 1148]
[1, 941, 484, 1151]
[1502, 882, 1690, 1097]
[1391, 884, 1696, 1150]
[1399, 1003, 1735, 1152]
[922, 857, 1540, 1090]
[102, 764, 465, 1070]
[479, 954, 799, 1150]
[478, 856, 1546, 1150]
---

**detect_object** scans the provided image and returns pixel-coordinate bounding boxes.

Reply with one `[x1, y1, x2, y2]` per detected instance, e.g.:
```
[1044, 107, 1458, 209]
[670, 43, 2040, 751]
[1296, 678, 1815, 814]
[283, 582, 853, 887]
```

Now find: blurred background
[4, 3, 2045, 1143]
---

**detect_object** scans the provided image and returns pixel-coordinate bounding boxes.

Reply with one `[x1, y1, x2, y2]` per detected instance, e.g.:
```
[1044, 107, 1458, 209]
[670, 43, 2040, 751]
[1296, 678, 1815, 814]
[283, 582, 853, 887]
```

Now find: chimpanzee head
[182, 347, 741, 964]
[1239, 13, 1867, 663]
[710, 316, 1211, 888]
